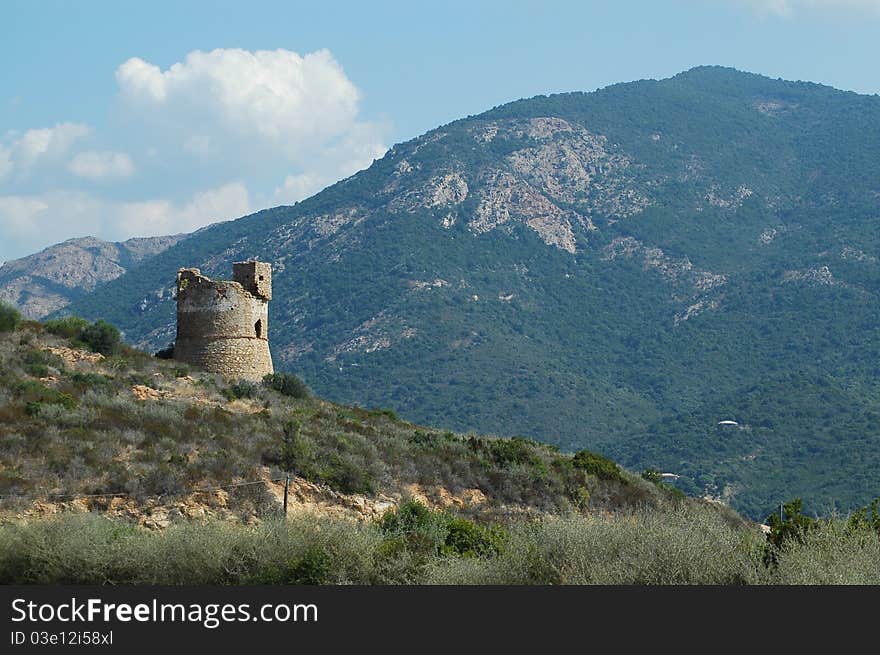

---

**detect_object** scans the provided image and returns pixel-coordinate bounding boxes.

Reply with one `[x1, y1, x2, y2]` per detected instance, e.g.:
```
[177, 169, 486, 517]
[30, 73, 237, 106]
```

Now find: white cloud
[0, 196, 52, 239]
[0, 183, 250, 260]
[273, 172, 326, 205]
[118, 182, 250, 236]
[1, 47, 388, 261]
[737, 0, 880, 16]
[116, 48, 366, 155]
[68, 151, 135, 181]
[273, 137, 387, 205]
[7, 123, 92, 170]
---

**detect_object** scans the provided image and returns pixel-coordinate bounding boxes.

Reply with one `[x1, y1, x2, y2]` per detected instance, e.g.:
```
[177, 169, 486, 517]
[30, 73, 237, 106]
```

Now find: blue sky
[1, 0, 879, 261]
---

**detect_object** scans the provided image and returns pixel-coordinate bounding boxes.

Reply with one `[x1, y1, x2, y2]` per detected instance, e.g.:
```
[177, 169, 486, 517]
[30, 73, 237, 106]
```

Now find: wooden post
[283, 472, 290, 517]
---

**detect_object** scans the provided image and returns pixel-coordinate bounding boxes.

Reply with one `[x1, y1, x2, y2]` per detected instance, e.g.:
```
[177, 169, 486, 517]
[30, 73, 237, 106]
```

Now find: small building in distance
[173, 261, 274, 381]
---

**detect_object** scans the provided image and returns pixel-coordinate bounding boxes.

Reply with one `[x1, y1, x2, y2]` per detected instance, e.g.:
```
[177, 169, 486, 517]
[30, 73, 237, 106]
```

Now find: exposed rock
[840, 246, 877, 264]
[782, 265, 838, 286]
[0, 234, 185, 319]
[603, 236, 727, 324]
[705, 185, 753, 210]
[44, 346, 104, 367]
[759, 227, 778, 244]
[131, 385, 166, 401]
[471, 170, 582, 253]
[313, 207, 363, 237]
[754, 99, 796, 116]
[408, 279, 450, 291]
[389, 171, 469, 212]
[504, 118, 647, 218]
[674, 298, 721, 326]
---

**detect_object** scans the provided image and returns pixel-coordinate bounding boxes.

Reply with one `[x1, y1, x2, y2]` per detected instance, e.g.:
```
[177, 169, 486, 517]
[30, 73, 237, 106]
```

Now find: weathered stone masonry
[174, 262, 274, 381]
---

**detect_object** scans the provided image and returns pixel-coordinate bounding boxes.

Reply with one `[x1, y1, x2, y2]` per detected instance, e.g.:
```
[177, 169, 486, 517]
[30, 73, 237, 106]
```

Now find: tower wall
[233, 261, 272, 300]
[174, 266, 273, 381]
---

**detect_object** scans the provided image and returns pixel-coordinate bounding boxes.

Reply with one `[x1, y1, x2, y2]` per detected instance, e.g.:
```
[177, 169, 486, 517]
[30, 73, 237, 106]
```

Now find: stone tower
[174, 261, 274, 381]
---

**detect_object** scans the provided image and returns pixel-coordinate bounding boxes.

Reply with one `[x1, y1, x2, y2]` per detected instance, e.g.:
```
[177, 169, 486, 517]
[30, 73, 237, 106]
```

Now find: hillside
[0, 234, 185, 319]
[0, 318, 685, 525]
[7, 318, 880, 586]
[46, 66, 880, 519]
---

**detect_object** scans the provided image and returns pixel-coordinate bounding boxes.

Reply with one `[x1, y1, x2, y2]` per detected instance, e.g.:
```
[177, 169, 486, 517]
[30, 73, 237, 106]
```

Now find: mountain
[0, 234, 186, 319]
[55, 66, 880, 519]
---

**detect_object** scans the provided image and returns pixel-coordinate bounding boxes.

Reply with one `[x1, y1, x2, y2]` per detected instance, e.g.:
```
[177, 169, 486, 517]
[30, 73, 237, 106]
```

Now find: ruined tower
[174, 261, 274, 381]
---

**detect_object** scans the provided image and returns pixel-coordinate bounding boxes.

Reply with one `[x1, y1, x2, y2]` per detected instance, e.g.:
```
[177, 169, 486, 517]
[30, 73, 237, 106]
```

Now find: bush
[23, 350, 55, 377]
[488, 437, 542, 468]
[442, 518, 506, 558]
[223, 380, 260, 401]
[154, 344, 175, 360]
[280, 419, 315, 477]
[263, 372, 310, 399]
[764, 498, 818, 566]
[0, 515, 383, 585]
[0, 302, 21, 332]
[79, 320, 122, 355]
[379, 499, 505, 560]
[43, 316, 122, 355]
[641, 468, 663, 484]
[572, 450, 627, 484]
[847, 498, 880, 535]
[370, 407, 399, 421]
[44, 316, 89, 339]
[427, 506, 763, 585]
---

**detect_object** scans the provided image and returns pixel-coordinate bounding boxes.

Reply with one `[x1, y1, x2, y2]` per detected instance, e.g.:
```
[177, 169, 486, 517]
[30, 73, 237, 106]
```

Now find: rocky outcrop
[0, 234, 185, 318]
[14, 476, 494, 529]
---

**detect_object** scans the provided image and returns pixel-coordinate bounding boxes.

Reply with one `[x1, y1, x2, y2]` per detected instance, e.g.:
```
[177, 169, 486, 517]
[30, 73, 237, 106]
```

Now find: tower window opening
[255, 319, 262, 338]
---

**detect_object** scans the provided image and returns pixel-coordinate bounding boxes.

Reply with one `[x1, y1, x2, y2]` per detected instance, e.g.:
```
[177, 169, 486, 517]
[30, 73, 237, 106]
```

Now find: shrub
[280, 419, 314, 475]
[641, 468, 663, 484]
[0, 302, 21, 332]
[70, 371, 113, 393]
[43, 316, 122, 355]
[79, 320, 122, 355]
[768, 519, 880, 584]
[263, 372, 310, 399]
[370, 407, 399, 421]
[764, 498, 818, 566]
[23, 350, 52, 377]
[44, 316, 89, 339]
[224, 380, 260, 401]
[847, 498, 880, 535]
[442, 518, 506, 558]
[154, 344, 175, 359]
[379, 499, 505, 560]
[488, 437, 542, 468]
[427, 506, 763, 585]
[572, 449, 627, 484]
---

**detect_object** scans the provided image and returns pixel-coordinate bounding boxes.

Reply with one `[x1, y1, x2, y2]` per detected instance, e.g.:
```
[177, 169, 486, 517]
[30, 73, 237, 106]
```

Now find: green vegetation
[0, 320, 668, 515]
[2, 320, 879, 585]
[0, 302, 21, 332]
[573, 450, 626, 483]
[263, 372, 310, 399]
[378, 499, 506, 561]
[53, 67, 880, 520]
[4, 501, 880, 584]
[44, 316, 122, 355]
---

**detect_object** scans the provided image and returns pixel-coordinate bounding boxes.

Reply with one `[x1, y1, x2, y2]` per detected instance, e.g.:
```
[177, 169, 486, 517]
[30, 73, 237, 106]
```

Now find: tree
[764, 498, 817, 565]
[79, 320, 122, 355]
[0, 302, 21, 332]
